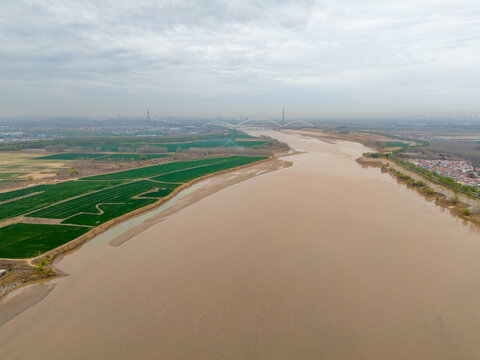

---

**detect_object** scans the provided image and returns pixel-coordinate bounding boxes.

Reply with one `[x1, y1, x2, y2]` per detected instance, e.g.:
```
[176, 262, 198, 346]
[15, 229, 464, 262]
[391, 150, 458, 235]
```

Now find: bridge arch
[282, 120, 314, 128]
[236, 118, 282, 127]
[201, 118, 314, 129]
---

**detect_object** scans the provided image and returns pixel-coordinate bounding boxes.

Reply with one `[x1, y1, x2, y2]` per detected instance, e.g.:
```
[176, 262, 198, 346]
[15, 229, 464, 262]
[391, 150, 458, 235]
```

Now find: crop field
[154, 139, 268, 152]
[0, 223, 90, 259]
[83, 156, 242, 181]
[33, 157, 264, 223]
[0, 180, 126, 221]
[36, 153, 169, 161]
[96, 154, 168, 161]
[30, 180, 162, 220]
[137, 183, 179, 198]
[0, 185, 44, 202]
[83, 136, 268, 153]
[73, 137, 268, 153]
[155, 139, 233, 151]
[63, 200, 155, 226]
[0, 155, 266, 258]
[12, 134, 268, 154]
[151, 156, 266, 183]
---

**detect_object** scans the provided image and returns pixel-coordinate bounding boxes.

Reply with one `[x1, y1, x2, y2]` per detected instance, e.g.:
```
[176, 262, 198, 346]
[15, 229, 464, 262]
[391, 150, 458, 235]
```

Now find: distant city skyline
[1, 1, 479, 118]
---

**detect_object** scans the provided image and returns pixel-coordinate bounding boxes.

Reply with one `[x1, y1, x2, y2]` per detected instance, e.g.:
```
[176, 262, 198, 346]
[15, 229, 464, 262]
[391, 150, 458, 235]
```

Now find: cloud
[0, 0, 479, 118]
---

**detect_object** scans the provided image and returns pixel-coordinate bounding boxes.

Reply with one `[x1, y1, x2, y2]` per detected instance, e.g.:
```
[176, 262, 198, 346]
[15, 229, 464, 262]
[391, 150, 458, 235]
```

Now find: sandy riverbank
[1, 131, 480, 359]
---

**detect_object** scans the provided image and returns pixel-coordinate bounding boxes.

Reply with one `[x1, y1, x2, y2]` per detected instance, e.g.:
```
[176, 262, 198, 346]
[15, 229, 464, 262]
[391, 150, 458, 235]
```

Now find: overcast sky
[1, 0, 479, 119]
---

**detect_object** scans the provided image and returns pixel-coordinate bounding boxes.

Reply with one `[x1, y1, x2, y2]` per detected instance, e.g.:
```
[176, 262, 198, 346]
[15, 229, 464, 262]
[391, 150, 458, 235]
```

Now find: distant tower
[282, 108, 285, 124]
[147, 108, 150, 121]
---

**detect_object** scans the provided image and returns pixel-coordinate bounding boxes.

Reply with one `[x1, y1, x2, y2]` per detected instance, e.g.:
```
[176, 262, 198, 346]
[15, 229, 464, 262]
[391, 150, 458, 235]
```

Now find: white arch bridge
[201, 118, 314, 128]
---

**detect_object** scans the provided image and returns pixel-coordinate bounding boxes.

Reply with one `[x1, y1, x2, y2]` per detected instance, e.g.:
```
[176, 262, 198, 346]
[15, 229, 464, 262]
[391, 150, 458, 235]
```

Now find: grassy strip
[0, 224, 90, 259]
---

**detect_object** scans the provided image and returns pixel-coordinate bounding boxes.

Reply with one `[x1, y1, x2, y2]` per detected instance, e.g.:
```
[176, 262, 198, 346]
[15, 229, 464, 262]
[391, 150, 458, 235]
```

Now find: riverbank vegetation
[382, 165, 435, 195]
[367, 152, 480, 198]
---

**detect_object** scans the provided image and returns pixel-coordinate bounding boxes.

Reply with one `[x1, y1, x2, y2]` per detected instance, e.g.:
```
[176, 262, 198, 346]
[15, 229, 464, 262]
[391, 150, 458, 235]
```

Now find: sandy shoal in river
[1, 131, 480, 359]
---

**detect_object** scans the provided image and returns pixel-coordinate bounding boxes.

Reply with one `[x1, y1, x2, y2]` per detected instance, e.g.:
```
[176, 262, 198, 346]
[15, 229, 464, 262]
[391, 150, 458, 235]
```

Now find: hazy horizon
[1, 1, 479, 119]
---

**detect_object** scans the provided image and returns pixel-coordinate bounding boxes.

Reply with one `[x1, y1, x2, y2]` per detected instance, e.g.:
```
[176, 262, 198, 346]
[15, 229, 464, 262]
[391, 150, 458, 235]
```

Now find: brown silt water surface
[1, 131, 480, 359]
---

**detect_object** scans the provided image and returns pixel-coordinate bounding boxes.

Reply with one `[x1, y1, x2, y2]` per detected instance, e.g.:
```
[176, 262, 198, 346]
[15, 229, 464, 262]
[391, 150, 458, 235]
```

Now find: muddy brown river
[1, 131, 480, 359]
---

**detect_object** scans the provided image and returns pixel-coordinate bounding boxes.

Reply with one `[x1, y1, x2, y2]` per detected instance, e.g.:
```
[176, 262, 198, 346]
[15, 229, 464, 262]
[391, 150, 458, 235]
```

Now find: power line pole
[282, 108, 285, 125]
[147, 108, 150, 121]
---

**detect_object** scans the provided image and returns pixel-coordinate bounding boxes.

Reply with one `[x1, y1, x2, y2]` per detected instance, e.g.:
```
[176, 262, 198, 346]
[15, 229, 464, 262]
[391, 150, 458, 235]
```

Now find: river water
[1, 131, 480, 359]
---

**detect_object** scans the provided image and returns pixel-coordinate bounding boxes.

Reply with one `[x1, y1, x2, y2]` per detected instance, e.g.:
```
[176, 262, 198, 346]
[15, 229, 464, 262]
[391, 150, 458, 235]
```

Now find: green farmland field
[83, 156, 244, 181]
[0, 155, 266, 258]
[64, 200, 155, 226]
[0, 180, 125, 221]
[36, 153, 169, 161]
[154, 139, 267, 152]
[137, 183, 179, 198]
[155, 140, 233, 152]
[0, 185, 44, 203]
[0, 224, 89, 259]
[21, 134, 267, 154]
[151, 156, 266, 183]
[30, 180, 163, 220]
[96, 154, 169, 162]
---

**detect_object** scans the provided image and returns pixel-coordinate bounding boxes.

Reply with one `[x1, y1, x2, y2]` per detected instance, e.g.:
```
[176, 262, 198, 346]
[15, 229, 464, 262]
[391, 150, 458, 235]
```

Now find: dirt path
[0, 192, 43, 205]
